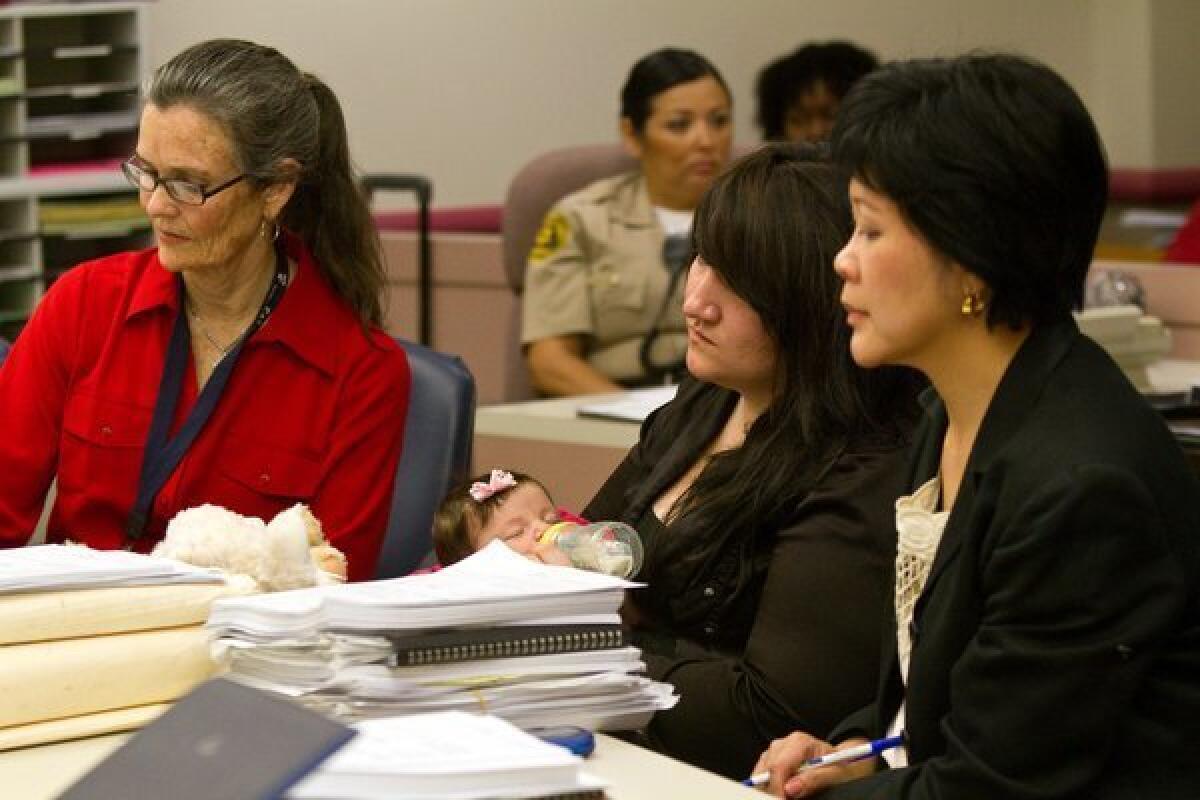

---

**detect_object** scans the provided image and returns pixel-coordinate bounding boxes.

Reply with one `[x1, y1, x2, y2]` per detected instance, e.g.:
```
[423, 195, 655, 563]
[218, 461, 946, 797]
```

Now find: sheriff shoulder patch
[529, 211, 571, 265]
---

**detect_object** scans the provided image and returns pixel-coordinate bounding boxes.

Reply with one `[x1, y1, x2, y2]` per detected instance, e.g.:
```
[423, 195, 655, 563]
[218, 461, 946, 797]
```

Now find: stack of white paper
[210, 542, 678, 732]
[1075, 305, 1172, 390]
[576, 385, 678, 423]
[209, 543, 632, 638]
[0, 545, 224, 594]
[288, 711, 605, 799]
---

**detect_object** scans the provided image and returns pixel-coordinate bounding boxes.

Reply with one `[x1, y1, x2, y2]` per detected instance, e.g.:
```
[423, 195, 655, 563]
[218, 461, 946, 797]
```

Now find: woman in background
[755, 40, 877, 143]
[521, 48, 733, 396]
[0, 39, 409, 580]
[585, 144, 921, 779]
[756, 53, 1200, 800]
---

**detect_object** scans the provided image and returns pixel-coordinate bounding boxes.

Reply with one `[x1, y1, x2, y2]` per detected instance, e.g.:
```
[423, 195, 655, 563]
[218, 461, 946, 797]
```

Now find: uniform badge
[529, 211, 570, 265]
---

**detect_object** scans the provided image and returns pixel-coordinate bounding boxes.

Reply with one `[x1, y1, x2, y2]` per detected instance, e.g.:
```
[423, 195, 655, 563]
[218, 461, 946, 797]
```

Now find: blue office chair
[376, 338, 476, 579]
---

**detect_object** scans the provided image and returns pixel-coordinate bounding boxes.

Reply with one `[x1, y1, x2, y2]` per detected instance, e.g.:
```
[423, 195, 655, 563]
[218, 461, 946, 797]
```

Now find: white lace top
[883, 475, 949, 768]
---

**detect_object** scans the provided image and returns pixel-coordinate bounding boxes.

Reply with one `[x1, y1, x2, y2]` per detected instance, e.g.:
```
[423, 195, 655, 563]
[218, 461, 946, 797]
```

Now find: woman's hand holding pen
[751, 734, 877, 797]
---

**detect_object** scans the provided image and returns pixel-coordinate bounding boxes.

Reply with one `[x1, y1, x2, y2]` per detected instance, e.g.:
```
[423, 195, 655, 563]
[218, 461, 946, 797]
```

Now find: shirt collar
[124, 231, 346, 377]
[914, 318, 1080, 480]
[127, 249, 179, 319]
[964, 318, 1077, 474]
[249, 231, 343, 377]
[609, 172, 659, 228]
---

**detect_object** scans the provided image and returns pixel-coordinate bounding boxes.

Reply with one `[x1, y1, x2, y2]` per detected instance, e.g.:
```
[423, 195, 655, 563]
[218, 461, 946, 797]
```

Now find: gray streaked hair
[145, 39, 384, 326]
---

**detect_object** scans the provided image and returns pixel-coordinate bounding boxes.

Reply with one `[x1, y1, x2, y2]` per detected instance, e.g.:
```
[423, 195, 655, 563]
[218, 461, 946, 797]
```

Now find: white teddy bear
[152, 503, 347, 592]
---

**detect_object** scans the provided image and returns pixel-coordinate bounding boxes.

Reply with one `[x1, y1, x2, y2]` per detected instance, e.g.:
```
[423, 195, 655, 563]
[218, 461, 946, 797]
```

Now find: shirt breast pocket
[590, 263, 648, 311]
[589, 263, 650, 342]
[216, 435, 322, 520]
[59, 392, 151, 504]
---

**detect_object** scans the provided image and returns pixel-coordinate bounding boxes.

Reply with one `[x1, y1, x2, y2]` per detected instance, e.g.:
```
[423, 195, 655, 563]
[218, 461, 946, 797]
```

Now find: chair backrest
[377, 338, 476, 579]
[502, 143, 638, 295]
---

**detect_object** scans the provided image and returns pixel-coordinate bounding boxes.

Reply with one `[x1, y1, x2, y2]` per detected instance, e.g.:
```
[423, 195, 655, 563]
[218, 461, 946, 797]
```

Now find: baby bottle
[538, 521, 644, 578]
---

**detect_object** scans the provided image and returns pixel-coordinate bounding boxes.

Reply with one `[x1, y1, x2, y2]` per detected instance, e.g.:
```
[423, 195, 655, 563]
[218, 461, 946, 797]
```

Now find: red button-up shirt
[0, 234, 410, 581]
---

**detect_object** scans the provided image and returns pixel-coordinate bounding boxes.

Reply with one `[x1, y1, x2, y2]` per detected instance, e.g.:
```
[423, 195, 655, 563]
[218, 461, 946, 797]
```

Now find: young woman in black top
[585, 144, 920, 779]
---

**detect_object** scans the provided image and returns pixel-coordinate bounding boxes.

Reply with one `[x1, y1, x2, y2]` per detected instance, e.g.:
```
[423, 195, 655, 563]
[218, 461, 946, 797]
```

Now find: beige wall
[1149, 0, 1200, 167]
[1088, 0, 1155, 166]
[146, 0, 1197, 207]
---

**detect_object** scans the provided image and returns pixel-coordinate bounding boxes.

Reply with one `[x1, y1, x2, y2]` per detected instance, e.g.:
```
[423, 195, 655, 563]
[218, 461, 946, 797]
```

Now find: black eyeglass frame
[122, 157, 248, 206]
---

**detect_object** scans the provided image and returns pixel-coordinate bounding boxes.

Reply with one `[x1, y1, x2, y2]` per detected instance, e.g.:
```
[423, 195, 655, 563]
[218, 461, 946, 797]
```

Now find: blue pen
[742, 734, 904, 788]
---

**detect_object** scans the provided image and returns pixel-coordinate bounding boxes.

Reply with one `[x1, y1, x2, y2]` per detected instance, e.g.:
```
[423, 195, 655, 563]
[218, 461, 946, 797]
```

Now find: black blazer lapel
[914, 321, 1079, 604]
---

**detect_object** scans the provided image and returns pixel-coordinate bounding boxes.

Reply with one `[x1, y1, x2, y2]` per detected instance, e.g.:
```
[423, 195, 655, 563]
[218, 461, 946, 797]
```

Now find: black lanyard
[126, 244, 290, 542]
[639, 233, 691, 384]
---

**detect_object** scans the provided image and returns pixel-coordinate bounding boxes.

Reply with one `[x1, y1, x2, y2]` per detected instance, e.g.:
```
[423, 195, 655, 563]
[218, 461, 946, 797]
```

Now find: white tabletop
[0, 730, 760, 799]
[476, 392, 644, 449]
[1146, 358, 1200, 392]
[475, 359, 1200, 450]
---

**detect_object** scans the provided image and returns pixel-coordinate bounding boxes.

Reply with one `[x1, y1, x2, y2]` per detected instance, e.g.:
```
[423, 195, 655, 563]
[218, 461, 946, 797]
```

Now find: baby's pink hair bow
[469, 469, 518, 502]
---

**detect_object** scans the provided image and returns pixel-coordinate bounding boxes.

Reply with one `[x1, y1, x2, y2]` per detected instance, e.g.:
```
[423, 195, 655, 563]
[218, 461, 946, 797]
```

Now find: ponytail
[281, 75, 384, 326]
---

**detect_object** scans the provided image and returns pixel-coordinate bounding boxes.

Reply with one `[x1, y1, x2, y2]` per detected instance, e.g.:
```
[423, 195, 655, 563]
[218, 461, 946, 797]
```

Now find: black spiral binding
[391, 626, 627, 667]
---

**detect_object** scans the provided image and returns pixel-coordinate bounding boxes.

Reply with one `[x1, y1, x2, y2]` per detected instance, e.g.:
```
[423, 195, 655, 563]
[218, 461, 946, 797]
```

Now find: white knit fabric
[883, 475, 949, 768]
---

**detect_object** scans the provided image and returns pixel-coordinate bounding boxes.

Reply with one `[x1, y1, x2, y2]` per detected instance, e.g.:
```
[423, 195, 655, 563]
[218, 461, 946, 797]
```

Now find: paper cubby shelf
[0, 2, 150, 342]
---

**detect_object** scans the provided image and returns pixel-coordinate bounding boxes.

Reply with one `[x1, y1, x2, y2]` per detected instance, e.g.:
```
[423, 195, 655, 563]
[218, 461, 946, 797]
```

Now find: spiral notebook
[383, 623, 629, 666]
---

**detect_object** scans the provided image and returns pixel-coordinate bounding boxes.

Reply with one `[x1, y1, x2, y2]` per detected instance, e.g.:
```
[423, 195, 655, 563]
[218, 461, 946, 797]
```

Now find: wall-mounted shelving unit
[0, 2, 148, 341]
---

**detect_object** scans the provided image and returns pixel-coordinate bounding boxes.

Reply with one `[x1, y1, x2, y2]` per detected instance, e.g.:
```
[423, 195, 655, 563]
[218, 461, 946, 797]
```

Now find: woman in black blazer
[755, 54, 1200, 799]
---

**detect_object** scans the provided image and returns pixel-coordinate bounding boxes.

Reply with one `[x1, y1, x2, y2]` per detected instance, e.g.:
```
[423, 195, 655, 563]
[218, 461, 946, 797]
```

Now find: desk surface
[478, 360, 1200, 445]
[1147, 358, 1200, 391]
[0, 730, 759, 800]
[476, 391, 643, 449]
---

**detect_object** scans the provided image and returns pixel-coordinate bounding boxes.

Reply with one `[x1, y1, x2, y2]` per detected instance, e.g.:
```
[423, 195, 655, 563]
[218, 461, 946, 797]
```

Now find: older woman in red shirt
[0, 39, 409, 580]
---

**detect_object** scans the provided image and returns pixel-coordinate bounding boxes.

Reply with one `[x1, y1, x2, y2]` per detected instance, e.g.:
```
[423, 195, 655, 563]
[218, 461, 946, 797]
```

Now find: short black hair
[621, 47, 729, 134]
[831, 53, 1108, 328]
[755, 41, 878, 140]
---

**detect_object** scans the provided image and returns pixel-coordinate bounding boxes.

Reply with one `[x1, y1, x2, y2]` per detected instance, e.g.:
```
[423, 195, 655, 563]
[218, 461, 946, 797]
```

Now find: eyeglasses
[122, 157, 247, 206]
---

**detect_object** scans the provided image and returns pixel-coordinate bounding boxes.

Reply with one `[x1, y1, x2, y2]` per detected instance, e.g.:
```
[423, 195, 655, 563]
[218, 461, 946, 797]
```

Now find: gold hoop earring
[961, 290, 985, 317]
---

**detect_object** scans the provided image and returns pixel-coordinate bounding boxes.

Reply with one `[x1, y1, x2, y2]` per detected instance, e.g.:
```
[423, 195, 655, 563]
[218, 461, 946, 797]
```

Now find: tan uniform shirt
[520, 171, 687, 384]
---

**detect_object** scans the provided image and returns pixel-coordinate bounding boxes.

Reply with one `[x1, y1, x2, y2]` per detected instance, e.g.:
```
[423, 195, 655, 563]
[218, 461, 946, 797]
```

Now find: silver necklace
[186, 252, 282, 369]
[188, 304, 247, 367]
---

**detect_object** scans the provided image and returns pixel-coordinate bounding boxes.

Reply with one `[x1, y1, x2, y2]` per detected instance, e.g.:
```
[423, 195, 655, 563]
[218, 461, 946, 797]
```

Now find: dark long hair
[660, 143, 919, 572]
[147, 39, 384, 326]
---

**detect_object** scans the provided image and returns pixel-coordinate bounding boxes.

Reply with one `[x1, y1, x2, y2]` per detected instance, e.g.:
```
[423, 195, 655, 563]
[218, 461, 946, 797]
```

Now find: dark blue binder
[59, 677, 355, 800]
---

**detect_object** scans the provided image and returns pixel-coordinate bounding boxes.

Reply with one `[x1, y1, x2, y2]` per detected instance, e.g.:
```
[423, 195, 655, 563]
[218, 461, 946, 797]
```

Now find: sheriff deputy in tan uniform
[521, 47, 734, 397]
